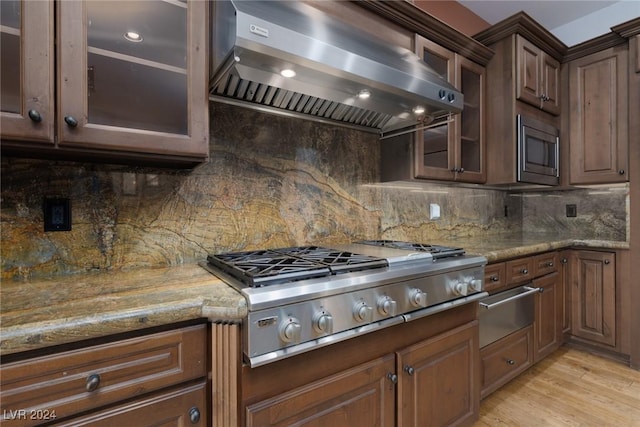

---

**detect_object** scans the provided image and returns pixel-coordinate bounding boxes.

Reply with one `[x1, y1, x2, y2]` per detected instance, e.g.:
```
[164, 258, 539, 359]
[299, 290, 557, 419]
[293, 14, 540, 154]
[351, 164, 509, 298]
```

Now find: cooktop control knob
[353, 301, 373, 322]
[313, 311, 333, 334]
[452, 282, 469, 297]
[409, 289, 428, 308]
[377, 296, 397, 317]
[469, 279, 482, 292]
[279, 317, 301, 343]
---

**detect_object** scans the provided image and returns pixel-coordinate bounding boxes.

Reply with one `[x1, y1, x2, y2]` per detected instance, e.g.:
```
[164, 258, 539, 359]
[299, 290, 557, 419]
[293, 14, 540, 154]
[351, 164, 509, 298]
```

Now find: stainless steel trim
[402, 292, 488, 322]
[479, 286, 541, 310]
[248, 316, 404, 367]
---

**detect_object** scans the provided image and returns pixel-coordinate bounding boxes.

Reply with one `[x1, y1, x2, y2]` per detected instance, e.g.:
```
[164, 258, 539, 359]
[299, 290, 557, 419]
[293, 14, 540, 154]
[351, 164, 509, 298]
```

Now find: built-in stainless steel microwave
[517, 114, 559, 186]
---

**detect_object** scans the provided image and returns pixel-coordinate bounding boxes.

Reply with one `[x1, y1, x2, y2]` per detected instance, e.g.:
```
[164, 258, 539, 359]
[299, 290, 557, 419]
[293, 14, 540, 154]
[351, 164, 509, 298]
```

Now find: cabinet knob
[618, 169, 625, 175]
[561, 258, 568, 264]
[521, 269, 528, 275]
[404, 365, 415, 376]
[189, 407, 201, 424]
[506, 359, 515, 365]
[387, 373, 398, 384]
[490, 275, 499, 282]
[28, 109, 42, 123]
[64, 115, 78, 128]
[86, 373, 101, 392]
[546, 262, 554, 267]
[604, 259, 610, 265]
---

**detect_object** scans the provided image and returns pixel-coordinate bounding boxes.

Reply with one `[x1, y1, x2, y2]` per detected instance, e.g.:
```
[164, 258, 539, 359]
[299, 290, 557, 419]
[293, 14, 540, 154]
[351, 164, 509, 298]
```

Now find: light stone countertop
[0, 237, 628, 356]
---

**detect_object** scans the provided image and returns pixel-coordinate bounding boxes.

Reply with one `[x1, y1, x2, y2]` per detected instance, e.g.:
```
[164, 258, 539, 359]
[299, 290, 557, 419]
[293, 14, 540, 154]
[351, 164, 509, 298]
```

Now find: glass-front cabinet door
[58, 0, 208, 160]
[414, 35, 485, 183]
[455, 55, 485, 183]
[0, 1, 54, 143]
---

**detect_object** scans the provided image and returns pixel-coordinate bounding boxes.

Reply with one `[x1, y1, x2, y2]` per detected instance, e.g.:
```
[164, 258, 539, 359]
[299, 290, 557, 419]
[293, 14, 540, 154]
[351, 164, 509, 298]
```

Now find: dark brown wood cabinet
[1, 0, 209, 166]
[474, 16, 564, 186]
[0, 324, 208, 427]
[516, 35, 561, 115]
[413, 36, 486, 184]
[246, 355, 396, 427]
[480, 325, 533, 399]
[382, 35, 486, 184]
[570, 250, 616, 347]
[533, 271, 563, 362]
[568, 45, 629, 184]
[397, 321, 479, 427]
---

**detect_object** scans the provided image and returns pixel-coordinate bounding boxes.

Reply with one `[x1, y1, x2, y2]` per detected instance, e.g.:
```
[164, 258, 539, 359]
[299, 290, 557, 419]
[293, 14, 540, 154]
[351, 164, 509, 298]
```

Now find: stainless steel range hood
[210, 0, 463, 136]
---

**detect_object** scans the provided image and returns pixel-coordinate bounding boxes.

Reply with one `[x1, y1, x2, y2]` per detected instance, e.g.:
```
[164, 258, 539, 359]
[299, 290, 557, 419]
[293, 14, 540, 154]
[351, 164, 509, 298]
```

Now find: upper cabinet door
[569, 45, 628, 184]
[516, 35, 560, 115]
[455, 55, 486, 183]
[57, 0, 208, 160]
[0, 1, 54, 143]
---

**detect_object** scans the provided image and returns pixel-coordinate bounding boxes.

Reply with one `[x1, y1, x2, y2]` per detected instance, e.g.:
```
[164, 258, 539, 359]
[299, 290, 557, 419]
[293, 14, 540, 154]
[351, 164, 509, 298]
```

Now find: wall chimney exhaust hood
[210, 0, 463, 137]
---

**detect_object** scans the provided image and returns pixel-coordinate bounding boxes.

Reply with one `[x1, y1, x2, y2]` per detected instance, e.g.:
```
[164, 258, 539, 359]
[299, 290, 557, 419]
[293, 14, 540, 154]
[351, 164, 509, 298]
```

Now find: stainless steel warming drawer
[478, 285, 540, 348]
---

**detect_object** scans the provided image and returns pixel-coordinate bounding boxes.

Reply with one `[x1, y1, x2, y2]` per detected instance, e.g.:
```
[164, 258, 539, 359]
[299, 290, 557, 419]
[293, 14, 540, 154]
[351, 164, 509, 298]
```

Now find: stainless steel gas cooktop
[203, 241, 487, 367]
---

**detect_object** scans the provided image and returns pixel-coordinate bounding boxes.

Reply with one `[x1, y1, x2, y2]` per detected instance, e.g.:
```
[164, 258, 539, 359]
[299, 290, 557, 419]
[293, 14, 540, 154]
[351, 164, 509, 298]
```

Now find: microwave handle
[556, 136, 560, 178]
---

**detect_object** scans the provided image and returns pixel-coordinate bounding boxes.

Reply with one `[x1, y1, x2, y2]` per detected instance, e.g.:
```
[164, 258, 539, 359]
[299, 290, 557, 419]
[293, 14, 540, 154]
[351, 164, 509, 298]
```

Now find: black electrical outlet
[566, 204, 577, 218]
[44, 198, 71, 231]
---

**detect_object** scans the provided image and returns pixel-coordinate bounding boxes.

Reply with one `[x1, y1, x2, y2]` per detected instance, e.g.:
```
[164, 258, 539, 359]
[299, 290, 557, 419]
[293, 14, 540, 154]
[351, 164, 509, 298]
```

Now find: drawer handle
[189, 407, 201, 424]
[479, 286, 541, 310]
[546, 262, 554, 267]
[86, 374, 101, 392]
[506, 359, 515, 365]
[520, 269, 529, 275]
[490, 275, 499, 282]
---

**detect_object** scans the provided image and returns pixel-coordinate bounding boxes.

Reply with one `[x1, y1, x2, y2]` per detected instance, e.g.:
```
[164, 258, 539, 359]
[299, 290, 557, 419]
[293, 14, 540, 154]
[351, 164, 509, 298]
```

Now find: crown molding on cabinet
[355, 0, 494, 66]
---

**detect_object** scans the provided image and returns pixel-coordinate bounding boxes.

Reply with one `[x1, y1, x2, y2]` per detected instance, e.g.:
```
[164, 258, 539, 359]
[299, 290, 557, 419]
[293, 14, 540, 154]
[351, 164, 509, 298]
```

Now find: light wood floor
[475, 345, 640, 426]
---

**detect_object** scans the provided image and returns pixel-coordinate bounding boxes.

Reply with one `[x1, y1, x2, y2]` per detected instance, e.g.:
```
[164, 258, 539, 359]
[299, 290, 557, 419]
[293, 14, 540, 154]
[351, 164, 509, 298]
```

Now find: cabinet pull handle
[618, 169, 625, 175]
[521, 269, 528, 275]
[387, 373, 398, 384]
[604, 259, 610, 265]
[506, 359, 515, 365]
[86, 373, 101, 392]
[189, 407, 201, 424]
[546, 262, 554, 267]
[561, 258, 568, 264]
[490, 275, 499, 282]
[404, 365, 415, 376]
[64, 116, 78, 128]
[28, 109, 42, 123]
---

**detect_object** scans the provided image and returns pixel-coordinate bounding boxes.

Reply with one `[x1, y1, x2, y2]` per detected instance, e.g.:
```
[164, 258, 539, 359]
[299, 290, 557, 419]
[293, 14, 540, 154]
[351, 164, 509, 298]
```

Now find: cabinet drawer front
[533, 252, 559, 276]
[484, 263, 506, 293]
[480, 326, 533, 399]
[52, 381, 207, 427]
[506, 257, 534, 284]
[1, 325, 206, 426]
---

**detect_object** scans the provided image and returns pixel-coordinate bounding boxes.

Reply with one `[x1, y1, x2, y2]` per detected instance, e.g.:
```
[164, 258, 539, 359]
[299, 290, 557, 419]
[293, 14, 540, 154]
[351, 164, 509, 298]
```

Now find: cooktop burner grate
[356, 240, 465, 258]
[207, 246, 388, 287]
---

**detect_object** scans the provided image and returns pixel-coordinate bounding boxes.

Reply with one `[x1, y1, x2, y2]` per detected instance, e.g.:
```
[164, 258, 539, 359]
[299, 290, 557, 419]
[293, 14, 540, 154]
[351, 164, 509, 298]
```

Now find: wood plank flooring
[475, 345, 640, 426]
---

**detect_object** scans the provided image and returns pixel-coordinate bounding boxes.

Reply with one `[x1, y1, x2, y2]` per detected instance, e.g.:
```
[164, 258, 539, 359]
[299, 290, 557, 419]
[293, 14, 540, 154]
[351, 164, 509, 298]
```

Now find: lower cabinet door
[245, 355, 396, 427]
[533, 272, 563, 362]
[397, 321, 479, 427]
[53, 381, 206, 426]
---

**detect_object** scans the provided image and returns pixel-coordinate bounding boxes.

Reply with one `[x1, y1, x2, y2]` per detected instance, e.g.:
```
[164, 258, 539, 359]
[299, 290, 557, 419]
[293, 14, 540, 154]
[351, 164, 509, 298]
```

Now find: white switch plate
[429, 203, 441, 220]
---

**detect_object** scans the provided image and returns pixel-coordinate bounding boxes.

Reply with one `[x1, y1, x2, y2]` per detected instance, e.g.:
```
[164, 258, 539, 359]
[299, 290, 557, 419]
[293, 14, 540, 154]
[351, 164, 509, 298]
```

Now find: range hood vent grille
[211, 73, 394, 131]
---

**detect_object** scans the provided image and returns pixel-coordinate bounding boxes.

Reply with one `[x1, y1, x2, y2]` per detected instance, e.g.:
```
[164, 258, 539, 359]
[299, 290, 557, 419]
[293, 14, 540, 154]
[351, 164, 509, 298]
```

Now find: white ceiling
[459, 0, 640, 46]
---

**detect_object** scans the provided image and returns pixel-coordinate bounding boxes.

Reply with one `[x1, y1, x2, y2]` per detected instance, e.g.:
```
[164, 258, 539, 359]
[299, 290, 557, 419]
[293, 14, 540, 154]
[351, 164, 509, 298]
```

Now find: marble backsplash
[0, 103, 627, 279]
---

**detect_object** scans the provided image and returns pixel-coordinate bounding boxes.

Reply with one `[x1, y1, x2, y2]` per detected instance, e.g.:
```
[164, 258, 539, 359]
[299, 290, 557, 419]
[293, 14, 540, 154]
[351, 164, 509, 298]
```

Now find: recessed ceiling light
[124, 31, 143, 42]
[357, 89, 371, 99]
[280, 69, 296, 78]
[413, 106, 426, 115]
